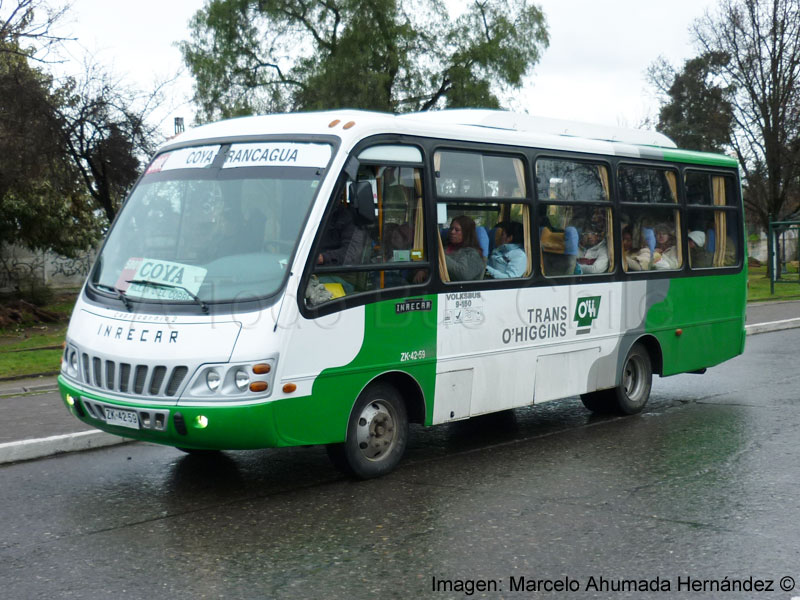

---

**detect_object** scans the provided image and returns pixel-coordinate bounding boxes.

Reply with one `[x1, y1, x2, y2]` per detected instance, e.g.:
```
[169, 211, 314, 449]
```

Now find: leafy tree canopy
[0, 43, 100, 256]
[0, 1, 163, 257]
[648, 52, 734, 153]
[649, 0, 800, 234]
[181, 0, 549, 121]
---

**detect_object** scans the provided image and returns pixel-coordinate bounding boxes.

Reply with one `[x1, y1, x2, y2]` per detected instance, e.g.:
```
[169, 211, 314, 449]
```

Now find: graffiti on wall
[0, 245, 95, 292]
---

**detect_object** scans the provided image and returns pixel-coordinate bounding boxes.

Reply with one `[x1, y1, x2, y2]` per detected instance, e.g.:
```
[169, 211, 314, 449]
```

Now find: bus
[58, 109, 747, 478]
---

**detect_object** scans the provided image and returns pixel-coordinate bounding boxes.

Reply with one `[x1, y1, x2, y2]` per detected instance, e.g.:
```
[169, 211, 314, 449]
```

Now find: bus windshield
[92, 142, 330, 306]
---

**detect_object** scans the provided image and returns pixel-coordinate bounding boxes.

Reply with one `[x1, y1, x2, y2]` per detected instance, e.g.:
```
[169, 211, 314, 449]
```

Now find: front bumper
[58, 376, 287, 450]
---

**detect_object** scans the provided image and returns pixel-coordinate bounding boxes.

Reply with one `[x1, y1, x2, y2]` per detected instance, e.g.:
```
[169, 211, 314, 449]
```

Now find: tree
[652, 0, 800, 235]
[0, 0, 70, 61]
[696, 0, 800, 234]
[0, 45, 100, 256]
[0, 1, 162, 257]
[54, 63, 163, 223]
[648, 52, 735, 153]
[180, 0, 549, 122]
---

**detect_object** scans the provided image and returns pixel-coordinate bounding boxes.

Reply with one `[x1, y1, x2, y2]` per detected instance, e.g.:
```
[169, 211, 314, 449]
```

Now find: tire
[609, 342, 652, 415]
[327, 383, 408, 479]
[580, 343, 653, 415]
[580, 389, 615, 413]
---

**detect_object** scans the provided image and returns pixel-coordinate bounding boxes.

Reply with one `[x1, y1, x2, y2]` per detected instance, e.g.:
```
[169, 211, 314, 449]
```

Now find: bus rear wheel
[611, 342, 652, 414]
[327, 383, 408, 479]
[581, 343, 652, 415]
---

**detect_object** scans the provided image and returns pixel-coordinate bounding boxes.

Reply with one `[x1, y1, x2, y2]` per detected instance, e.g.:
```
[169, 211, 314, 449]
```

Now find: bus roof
[163, 109, 738, 169]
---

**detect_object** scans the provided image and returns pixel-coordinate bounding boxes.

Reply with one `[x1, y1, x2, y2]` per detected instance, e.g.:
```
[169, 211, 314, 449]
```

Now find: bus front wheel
[328, 383, 409, 479]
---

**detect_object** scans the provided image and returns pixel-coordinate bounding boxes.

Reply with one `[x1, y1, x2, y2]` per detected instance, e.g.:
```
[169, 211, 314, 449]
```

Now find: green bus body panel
[273, 294, 438, 444]
[58, 295, 439, 450]
[646, 269, 747, 375]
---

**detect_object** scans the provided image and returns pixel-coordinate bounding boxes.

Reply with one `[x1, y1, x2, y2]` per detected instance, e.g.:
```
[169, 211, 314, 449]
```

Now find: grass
[748, 264, 800, 302]
[0, 348, 64, 379]
[0, 291, 74, 379]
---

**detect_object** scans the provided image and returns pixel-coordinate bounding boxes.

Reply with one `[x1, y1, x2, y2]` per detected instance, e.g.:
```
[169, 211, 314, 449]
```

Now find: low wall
[0, 244, 95, 294]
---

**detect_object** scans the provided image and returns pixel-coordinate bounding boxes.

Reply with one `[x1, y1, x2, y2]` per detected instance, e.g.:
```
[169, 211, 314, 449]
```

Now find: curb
[745, 317, 800, 336]
[0, 382, 59, 399]
[0, 371, 60, 383]
[0, 431, 132, 465]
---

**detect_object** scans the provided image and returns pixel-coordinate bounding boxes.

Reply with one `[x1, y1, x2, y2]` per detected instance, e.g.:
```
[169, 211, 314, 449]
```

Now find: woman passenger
[445, 215, 485, 281]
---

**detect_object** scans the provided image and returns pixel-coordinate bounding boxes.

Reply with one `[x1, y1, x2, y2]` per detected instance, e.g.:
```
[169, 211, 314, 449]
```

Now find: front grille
[78, 354, 189, 399]
[133, 365, 147, 394]
[165, 367, 188, 396]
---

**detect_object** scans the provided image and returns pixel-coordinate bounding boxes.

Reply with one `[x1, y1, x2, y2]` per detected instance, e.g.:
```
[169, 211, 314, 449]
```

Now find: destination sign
[222, 143, 331, 169]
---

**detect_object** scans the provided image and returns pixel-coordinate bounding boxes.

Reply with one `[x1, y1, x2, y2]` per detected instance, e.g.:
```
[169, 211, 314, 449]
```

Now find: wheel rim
[355, 400, 397, 461]
[623, 354, 646, 401]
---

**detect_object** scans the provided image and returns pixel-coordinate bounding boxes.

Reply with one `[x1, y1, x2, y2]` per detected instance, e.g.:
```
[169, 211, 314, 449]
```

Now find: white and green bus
[58, 110, 746, 478]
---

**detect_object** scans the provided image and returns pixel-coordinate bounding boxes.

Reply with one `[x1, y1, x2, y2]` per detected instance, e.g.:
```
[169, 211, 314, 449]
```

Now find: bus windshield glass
[91, 142, 331, 305]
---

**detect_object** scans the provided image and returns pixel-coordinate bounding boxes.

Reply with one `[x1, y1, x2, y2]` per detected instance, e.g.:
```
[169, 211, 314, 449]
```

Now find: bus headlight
[185, 359, 277, 400]
[206, 369, 221, 392]
[234, 369, 250, 391]
[62, 346, 79, 378]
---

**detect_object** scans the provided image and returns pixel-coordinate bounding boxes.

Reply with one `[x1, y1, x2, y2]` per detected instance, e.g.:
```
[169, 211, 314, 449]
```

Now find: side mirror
[350, 181, 375, 224]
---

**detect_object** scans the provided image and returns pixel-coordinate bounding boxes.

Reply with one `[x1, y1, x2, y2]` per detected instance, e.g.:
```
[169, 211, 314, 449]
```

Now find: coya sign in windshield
[115, 258, 207, 301]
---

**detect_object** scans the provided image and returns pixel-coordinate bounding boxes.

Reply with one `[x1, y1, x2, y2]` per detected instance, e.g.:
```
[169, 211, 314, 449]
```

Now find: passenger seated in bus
[576, 225, 609, 274]
[317, 201, 369, 266]
[486, 221, 526, 278]
[653, 223, 679, 270]
[444, 215, 485, 281]
[382, 223, 412, 261]
[621, 226, 642, 271]
[688, 230, 712, 267]
[541, 225, 578, 275]
[476, 225, 490, 258]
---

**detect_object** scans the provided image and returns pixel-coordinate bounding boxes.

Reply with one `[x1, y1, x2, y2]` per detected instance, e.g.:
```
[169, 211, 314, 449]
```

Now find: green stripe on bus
[661, 149, 739, 168]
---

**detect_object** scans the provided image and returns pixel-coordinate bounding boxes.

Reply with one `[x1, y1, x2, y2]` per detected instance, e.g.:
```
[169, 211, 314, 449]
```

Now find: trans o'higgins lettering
[502, 305, 568, 345]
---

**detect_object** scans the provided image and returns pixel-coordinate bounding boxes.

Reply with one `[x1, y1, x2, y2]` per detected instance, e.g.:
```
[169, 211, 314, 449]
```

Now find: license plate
[104, 406, 140, 429]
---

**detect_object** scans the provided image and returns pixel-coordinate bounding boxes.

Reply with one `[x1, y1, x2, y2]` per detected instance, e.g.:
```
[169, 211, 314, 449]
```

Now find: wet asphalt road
[1, 329, 799, 600]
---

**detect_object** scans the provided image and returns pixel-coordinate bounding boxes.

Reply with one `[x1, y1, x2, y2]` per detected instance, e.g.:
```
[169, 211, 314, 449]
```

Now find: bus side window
[306, 164, 427, 306]
[536, 159, 613, 276]
[434, 151, 531, 283]
[618, 165, 681, 272]
[686, 171, 739, 269]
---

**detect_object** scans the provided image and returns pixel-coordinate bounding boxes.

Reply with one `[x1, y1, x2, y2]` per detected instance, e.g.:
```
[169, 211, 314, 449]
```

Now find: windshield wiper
[95, 283, 133, 312]
[126, 279, 209, 313]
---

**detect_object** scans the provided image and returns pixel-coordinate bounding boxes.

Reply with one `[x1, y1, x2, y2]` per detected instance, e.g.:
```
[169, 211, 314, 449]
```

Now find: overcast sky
[53, 0, 720, 138]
